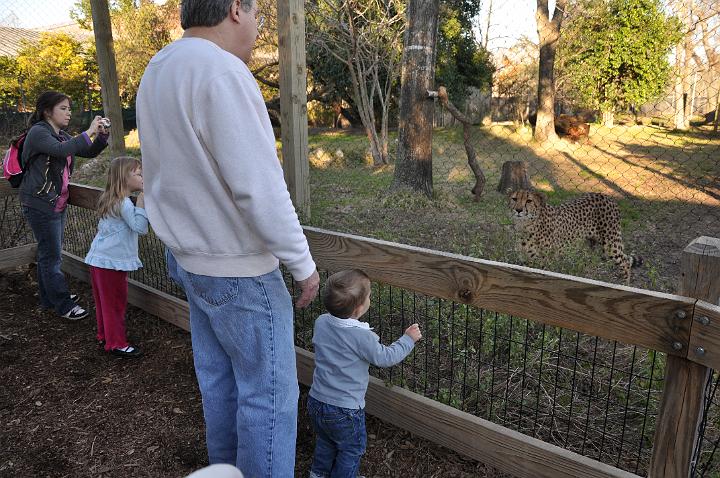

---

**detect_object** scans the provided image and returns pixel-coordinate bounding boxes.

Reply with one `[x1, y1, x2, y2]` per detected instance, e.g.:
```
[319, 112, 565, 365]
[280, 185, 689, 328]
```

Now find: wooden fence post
[649, 237, 720, 477]
[277, 0, 310, 218]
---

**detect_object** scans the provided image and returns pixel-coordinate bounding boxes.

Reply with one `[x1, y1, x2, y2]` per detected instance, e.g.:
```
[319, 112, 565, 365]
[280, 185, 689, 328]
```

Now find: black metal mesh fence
[5, 196, 720, 475]
[290, 269, 666, 475]
[0, 193, 33, 249]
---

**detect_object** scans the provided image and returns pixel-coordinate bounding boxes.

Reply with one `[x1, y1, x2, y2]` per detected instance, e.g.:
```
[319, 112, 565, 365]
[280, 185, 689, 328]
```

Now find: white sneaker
[61, 305, 88, 320]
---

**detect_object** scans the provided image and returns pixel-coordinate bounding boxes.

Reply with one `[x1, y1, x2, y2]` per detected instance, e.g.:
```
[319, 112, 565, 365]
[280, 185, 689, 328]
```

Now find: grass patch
[73, 124, 720, 293]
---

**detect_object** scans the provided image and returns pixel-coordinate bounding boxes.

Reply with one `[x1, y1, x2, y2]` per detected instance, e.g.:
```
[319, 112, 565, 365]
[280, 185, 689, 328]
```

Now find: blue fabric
[166, 249, 299, 477]
[307, 395, 367, 478]
[22, 205, 75, 315]
[84, 198, 148, 271]
[309, 313, 415, 409]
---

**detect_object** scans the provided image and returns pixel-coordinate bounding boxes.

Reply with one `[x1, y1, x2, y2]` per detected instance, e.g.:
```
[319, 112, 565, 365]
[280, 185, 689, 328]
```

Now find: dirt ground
[0, 267, 504, 478]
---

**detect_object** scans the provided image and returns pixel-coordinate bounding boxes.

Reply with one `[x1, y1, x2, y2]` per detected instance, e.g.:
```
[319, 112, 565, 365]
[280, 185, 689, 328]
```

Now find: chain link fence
[0, 195, 669, 475]
[302, 0, 720, 293]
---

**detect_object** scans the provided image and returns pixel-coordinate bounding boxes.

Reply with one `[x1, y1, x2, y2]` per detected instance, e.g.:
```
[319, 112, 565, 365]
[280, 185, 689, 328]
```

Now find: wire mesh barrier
[1, 0, 718, 295]
[59, 198, 670, 474]
[300, 0, 720, 294]
[3, 194, 720, 475]
[0, 192, 33, 249]
[291, 270, 667, 475]
[693, 372, 720, 477]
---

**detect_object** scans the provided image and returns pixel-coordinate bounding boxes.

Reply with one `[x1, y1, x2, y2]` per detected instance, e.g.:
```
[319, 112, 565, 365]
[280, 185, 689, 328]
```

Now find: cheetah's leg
[602, 234, 632, 284]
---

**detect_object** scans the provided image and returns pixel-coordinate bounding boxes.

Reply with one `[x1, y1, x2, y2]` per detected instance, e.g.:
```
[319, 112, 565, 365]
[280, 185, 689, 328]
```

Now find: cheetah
[508, 189, 642, 284]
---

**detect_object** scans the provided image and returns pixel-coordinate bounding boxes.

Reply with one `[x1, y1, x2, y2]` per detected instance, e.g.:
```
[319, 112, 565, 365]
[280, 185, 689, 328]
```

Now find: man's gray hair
[181, 0, 254, 30]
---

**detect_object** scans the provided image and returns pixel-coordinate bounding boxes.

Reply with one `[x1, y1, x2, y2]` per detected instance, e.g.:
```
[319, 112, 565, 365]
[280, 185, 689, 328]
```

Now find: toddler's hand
[136, 192, 145, 208]
[404, 323, 422, 342]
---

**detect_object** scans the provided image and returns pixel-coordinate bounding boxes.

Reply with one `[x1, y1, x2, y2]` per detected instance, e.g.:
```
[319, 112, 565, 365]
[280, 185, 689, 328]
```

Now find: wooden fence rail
[3, 181, 720, 478]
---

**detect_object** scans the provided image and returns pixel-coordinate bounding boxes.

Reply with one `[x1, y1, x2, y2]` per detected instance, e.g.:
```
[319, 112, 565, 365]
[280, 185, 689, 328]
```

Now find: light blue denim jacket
[84, 197, 149, 271]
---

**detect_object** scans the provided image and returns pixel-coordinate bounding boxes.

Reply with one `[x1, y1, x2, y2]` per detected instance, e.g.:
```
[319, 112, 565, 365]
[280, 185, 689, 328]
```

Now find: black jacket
[19, 121, 108, 213]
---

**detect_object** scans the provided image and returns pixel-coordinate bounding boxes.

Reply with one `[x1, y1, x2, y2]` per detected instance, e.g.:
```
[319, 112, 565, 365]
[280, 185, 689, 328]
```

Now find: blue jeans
[22, 206, 75, 315]
[166, 250, 299, 477]
[307, 396, 367, 478]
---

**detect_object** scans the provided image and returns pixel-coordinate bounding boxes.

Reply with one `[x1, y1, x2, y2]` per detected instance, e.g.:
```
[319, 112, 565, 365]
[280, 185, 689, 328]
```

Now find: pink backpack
[2, 132, 27, 188]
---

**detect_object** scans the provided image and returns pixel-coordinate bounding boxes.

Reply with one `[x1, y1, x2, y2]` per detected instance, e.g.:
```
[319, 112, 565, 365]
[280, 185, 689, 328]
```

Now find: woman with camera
[19, 90, 110, 320]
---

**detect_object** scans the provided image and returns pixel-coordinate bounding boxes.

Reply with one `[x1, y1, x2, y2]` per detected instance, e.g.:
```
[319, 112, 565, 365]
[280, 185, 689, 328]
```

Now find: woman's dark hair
[29, 91, 71, 126]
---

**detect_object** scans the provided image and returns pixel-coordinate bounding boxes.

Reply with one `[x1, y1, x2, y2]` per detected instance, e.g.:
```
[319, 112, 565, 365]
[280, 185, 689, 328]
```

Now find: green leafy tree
[15, 33, 101, 111]
[436, 0, 494, 103]
[112, 0, 177, 104]
[71, 0, 179, 106]
[559, 0, 682, 126]
[0, 56, 23, 110]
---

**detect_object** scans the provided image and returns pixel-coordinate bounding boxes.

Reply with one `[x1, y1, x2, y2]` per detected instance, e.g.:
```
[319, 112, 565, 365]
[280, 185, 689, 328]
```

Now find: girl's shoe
[61, 305, 88, 320]
[70, 294, 79, 303]
[110, 345, 143, 358]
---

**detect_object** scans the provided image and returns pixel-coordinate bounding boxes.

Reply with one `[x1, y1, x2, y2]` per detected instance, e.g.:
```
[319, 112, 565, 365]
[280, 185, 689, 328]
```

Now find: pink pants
[89, 266, 129, 351]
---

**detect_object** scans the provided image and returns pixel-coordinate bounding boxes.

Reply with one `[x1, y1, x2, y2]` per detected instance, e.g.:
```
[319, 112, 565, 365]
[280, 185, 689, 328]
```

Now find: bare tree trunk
[497, 161, 531, 193]
[673, 55, 686, 130]
[484, 0, 493, 50]
[90, 0, 125, 154]
[437, 87, 486, 200]
[699, 11, 720, 132]
[714, 86, 720, 133]
[533, 0, 566, 143]
[689, 69, 698, 121]
[602, 110, 614, 128]
[673, 0, 695, 130]
[392, 0, 440, 196]
[349, 59, 385, 166]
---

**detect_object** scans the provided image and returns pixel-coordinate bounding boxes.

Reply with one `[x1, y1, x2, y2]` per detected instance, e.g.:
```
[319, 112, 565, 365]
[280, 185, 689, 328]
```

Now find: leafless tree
[669, 0, 720, 130]
[533, 0, 568, 142]
[307, 0, 405, 166]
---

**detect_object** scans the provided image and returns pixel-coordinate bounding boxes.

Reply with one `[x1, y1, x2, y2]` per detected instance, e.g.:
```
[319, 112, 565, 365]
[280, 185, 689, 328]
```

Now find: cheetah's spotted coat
[508, 190, 642, 283]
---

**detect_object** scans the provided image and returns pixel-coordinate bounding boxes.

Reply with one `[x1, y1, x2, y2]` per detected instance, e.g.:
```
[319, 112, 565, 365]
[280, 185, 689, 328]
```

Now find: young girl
[308, 269, 422, 478]
[84, 157, 148, 358]
[19, 90, 109, 320]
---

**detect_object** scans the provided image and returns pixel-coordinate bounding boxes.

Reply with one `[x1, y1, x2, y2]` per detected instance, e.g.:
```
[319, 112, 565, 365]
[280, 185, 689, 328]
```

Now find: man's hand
[295, 270, 320, 308]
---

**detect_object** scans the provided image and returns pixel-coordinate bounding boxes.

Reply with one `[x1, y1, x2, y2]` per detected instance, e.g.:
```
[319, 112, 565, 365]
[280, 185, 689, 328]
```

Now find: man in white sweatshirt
[136, 0, 320, 475]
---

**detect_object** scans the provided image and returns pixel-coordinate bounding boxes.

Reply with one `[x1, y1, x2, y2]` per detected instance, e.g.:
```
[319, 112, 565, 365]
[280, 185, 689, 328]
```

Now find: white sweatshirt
[136, 38, 315, 280]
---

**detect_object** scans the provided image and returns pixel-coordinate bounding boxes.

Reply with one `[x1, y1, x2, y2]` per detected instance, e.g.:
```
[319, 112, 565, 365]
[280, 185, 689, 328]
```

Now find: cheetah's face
[508, 190, 545, 221]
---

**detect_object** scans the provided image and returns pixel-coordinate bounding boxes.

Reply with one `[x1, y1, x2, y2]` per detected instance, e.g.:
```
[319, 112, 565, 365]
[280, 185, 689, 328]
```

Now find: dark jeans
[307, 395, 366, 478]
[22, 206, 74, 315]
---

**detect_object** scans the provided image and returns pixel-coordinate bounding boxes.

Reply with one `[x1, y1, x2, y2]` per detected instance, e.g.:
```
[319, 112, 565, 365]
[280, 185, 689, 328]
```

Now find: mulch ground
[0, 266, 503, 478]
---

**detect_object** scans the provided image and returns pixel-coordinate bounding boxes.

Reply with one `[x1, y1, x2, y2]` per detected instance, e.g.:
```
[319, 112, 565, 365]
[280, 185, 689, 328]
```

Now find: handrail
[65, 182, 712, 365]
[4, 181, 719, 477]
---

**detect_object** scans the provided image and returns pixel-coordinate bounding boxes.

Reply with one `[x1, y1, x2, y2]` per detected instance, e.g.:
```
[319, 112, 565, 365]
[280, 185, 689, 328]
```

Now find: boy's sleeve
[120, 198, 149, 235]
[355, 330, 415, 368]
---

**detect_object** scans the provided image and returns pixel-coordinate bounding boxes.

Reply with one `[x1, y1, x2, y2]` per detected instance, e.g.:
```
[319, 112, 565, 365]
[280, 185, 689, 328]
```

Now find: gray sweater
[309, 313, 415, 409]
